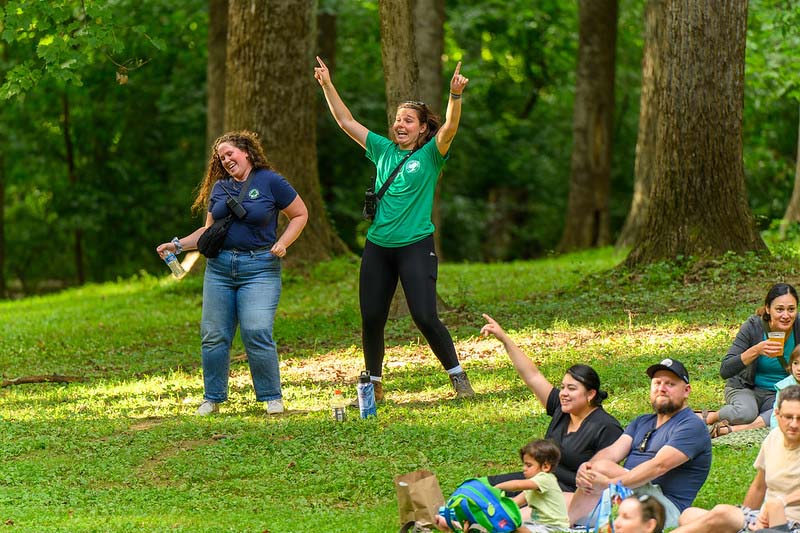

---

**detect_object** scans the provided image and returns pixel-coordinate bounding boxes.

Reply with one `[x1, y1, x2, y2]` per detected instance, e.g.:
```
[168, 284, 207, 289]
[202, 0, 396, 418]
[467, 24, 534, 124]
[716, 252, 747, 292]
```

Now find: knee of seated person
[727, 407, 759, 425]
[678, 507, 707, 525]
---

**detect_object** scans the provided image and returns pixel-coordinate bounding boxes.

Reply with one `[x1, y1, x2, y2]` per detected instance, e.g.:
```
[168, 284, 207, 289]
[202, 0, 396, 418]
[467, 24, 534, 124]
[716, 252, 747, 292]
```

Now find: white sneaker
[195, 400, 219, 416]
[266, 398, 284, 415]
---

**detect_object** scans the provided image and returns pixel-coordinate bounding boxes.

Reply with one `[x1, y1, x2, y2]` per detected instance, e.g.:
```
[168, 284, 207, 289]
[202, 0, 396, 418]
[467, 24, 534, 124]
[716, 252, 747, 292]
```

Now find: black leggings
[359, 235, 460, 377]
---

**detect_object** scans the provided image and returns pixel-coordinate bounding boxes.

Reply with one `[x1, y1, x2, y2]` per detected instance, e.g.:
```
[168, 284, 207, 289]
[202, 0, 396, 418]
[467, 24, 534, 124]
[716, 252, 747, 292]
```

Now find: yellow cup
[768, 331, 787, 348]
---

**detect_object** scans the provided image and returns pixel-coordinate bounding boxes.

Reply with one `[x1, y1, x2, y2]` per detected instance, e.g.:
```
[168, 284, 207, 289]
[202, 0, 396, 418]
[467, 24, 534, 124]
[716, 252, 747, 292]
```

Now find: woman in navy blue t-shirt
[156, 130, 307, 416]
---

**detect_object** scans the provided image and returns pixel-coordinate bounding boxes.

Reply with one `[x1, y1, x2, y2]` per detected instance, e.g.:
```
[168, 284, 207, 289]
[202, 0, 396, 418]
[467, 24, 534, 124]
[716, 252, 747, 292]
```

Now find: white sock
[446, 365, 464, 375]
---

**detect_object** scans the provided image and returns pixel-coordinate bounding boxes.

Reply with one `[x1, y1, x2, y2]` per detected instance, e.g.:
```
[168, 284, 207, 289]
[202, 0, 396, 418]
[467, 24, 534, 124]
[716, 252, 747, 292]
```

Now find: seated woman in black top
[481, 314, 623, 500]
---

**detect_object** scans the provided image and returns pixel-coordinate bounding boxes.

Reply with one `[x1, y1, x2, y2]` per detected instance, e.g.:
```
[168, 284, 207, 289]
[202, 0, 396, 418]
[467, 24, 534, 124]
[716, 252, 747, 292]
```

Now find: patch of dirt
[137, 439, 214, 486]
[129, 417, 164, 432]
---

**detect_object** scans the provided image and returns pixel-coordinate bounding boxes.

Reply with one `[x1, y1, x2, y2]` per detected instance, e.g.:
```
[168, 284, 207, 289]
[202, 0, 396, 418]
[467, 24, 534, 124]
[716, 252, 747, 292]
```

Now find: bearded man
[567, 358, 712, 530]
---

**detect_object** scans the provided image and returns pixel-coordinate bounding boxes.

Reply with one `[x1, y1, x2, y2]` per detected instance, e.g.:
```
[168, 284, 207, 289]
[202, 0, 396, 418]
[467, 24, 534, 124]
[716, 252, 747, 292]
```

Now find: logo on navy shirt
[248, 189, 260, 199]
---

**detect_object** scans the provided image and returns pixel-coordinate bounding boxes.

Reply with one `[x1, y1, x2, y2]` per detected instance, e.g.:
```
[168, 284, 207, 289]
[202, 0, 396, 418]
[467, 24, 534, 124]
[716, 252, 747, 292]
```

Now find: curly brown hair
[191, 130, 273, 214]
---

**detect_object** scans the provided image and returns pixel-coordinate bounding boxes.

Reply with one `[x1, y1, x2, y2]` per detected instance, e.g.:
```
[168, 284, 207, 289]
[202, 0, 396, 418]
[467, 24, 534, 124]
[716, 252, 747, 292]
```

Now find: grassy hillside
[2, 247, 799, 531]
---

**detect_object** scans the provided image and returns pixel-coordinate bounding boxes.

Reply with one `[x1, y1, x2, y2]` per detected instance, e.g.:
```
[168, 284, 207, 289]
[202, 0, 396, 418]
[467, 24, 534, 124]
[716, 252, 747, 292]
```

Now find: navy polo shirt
[208, 168, 297, 251]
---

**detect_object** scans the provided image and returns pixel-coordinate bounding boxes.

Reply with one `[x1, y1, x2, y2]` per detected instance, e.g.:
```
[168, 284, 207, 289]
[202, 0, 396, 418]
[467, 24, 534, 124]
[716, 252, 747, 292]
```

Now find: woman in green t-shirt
[314, 56, 474, 400]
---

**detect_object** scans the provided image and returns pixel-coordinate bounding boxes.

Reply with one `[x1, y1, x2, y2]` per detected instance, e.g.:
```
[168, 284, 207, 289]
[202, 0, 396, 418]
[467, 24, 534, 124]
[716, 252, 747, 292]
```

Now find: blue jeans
[201, 249, 282, 403]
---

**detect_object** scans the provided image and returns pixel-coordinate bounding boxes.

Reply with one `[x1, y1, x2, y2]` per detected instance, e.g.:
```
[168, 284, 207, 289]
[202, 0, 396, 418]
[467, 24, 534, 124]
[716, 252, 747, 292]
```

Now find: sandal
[693, 408, 710, 425]
[709, 419, 732, 438]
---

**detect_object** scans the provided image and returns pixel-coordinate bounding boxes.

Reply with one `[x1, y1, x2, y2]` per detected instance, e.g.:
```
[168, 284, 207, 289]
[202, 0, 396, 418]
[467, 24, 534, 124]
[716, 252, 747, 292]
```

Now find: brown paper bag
[394, 469, 445, 527]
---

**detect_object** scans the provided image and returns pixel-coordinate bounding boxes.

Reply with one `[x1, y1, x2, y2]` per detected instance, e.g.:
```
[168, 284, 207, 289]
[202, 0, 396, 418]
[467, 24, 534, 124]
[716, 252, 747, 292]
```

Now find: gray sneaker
[266, 398, 284, 415]
[449, 371, 475, 398]
[196, 400, 219, 416]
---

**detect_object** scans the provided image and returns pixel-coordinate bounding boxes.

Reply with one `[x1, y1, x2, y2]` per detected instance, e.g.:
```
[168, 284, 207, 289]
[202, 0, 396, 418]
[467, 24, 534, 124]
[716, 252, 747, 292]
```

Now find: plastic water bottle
[331, 389, 347, 422]
[357, 370, 377, 419]
[163, 251, 186, 279]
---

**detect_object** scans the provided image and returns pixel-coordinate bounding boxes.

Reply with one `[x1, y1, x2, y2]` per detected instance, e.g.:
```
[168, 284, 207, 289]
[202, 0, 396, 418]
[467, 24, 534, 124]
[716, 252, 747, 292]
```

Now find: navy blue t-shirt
[208, 168, 297, 251]
[623, 407, 712, 512]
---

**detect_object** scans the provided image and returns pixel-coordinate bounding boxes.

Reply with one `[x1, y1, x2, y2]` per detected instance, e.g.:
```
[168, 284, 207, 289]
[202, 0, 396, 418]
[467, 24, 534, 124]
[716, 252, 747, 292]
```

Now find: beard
[651, 397, 682, 415]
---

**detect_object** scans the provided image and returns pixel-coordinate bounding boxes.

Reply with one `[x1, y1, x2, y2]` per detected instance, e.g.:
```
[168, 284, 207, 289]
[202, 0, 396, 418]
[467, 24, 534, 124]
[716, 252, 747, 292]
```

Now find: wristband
[171, 237, 183, 255]
[450, 92, 462, 100]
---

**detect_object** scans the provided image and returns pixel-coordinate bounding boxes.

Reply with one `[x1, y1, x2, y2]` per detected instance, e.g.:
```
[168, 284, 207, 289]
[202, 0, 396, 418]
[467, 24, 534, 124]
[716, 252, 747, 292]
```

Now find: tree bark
[379, 0, 447, 316]
[413, 0, 446, 259]
[616, 0, 664, 249]
[779, 105, 800, 238]
[378, 0, 420, 124]
[558, 0, 618, 252]
[316, 9, 336, 206]
[626, 0, 766, 266]
[206, 0, 227, 149]
[225, 0, 348, 265]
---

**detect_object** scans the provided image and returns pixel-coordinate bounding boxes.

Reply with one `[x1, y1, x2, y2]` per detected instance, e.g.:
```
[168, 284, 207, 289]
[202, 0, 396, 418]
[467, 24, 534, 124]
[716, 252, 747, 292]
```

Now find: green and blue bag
[439, 477, 522, 532]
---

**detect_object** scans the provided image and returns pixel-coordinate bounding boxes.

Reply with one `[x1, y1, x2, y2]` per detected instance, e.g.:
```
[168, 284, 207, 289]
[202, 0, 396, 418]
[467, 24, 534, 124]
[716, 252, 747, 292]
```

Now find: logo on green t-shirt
[405, 160, 421, 173]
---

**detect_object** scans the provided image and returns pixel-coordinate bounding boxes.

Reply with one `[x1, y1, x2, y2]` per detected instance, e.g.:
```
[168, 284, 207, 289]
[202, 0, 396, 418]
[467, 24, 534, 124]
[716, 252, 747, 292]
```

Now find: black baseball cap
[646, 358, 690, 384]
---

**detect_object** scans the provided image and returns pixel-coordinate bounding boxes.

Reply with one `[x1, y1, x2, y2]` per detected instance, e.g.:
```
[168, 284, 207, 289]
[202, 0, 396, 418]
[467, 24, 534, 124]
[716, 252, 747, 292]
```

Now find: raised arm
[435, 62, 469, 156]
[481, 313, 554, 407]
[314, 56, 369, 149]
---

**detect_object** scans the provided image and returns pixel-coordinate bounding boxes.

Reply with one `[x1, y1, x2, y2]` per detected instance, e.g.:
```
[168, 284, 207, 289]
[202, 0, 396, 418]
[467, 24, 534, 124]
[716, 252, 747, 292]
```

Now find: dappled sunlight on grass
[4, 248, 799, 530]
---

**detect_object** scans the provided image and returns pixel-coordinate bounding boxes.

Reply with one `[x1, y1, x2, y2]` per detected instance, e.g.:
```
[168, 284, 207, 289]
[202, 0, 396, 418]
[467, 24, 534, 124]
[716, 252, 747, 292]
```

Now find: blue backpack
[439, 477, 522, 532]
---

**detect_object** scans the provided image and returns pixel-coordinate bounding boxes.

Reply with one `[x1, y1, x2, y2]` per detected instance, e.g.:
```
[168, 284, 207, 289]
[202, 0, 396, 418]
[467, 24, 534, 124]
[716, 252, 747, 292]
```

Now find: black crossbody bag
[363, 149, 417, 221]
[197, 172, 256, 258]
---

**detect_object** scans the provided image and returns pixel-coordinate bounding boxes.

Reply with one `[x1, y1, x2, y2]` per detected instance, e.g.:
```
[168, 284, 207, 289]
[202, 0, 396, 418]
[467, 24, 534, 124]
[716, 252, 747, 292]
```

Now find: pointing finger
[316, 55, 327, 68]
[453, 61, 461, 77]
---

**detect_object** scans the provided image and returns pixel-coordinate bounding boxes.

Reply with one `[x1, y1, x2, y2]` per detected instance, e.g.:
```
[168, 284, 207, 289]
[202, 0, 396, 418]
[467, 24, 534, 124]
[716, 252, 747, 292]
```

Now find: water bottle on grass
[357, 371, 377, 419]
[331, 389, 347, 422]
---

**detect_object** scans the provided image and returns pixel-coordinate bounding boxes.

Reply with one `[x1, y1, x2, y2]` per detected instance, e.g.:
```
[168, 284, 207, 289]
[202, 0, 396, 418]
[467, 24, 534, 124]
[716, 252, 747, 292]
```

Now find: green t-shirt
[524, 471, 569, 529]
[365, 132, 447, 247]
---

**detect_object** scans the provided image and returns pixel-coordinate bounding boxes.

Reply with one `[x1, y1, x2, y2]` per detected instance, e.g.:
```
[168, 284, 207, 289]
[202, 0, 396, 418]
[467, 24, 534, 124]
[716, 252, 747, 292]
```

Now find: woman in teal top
[314, 56, 475, 400]
[705, 283, 797, 437]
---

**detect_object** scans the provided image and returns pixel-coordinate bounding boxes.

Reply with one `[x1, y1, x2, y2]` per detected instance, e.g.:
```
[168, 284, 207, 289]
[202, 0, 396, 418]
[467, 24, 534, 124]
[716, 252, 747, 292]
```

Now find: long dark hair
[566, 364, 608, 407]
[757, 283, 798, 322]
[395, 101, 440, 148]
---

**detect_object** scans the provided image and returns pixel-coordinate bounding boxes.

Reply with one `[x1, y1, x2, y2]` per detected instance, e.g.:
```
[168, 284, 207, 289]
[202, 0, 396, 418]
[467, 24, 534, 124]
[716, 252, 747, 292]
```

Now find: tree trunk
[414, 0, 446, 260]
[558, 0, 618, 252]
[206, 0, 227, 149]
[316, 9, 336, 206]
[378, 0, 420, 124]
[616, 0, 664, 248]
[379, 0, 447, 317]
[779, 105, 800, 239]
[225, 0, 348, 265]
[626, 0, 766, 266]
[62, 92, 85, 285]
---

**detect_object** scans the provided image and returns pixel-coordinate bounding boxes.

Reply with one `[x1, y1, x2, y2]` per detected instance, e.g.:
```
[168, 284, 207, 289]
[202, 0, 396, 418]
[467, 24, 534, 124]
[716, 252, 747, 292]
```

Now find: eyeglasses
[401, 100, 427, 108]
[638, 429, 655, 452]
[778, 413, 800, 423]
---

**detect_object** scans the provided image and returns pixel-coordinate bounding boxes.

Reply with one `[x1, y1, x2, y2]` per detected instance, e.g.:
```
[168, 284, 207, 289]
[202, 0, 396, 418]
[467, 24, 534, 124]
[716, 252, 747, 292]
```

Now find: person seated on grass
[480, 314, 623, 504]
[769, 346, 800, 429]
[568, 358, 712, 530]
[670, 384, 800, 533]
[701, 283, 798, 438]
[493, 439, 569, 533]
[614, 494, 666, 533]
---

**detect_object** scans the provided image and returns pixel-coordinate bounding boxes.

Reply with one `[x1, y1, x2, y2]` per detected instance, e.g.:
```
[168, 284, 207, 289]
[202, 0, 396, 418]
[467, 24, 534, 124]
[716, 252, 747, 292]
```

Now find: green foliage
[1, 248, 796, 530]
[743, 0, 800, 224]
[1, 0, 798, 291]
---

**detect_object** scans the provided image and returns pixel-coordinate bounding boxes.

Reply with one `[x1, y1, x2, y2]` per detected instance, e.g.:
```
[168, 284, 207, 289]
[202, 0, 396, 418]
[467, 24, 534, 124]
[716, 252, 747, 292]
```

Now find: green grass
[2, 246, 800, 531]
